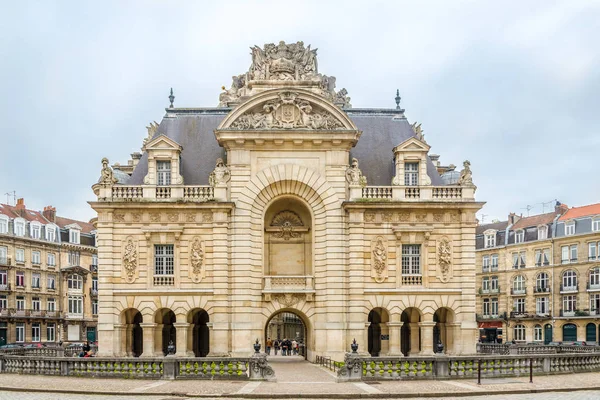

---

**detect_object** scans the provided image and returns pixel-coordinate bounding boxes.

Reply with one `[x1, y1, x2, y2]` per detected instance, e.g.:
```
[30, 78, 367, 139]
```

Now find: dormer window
[538, 225, 548, 240]
[565, 221, 575, 236]
[404, 162, 418, 186]
[46, 225, 56, 242]
[515, 230, 524, 244]
[30, 222, 41, 239]
[69, 229, 80, 244]
[157, 161, 172, 186]
[593, 218, 600, 232]
[485, 232, 496, 248]
[0, 215, 8, 234]
[14, 218, 25, 237]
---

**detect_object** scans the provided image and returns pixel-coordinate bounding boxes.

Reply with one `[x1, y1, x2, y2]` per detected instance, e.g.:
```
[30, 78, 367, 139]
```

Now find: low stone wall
[477, 343, 600, 355]
[0, 354, 275, 381]
[337, 352, 600, 381]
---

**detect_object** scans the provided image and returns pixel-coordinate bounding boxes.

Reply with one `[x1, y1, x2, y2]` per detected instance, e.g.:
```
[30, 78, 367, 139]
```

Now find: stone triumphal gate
[91, 41, 483, 361]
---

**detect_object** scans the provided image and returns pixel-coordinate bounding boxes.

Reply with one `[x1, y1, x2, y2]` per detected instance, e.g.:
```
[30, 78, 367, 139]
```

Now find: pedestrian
[292, 339, 297, 355]
[282, 338, 288, 356]
[266, 337, 272, 355]
[274, 339, 279, 355]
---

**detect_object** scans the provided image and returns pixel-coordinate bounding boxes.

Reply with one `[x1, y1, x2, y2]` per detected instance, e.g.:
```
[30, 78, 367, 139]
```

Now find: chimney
[43, 206, 56, 222]
[14, 198, 26, 217]
[508, 212, 521, 225]
[555, 201, 569, 215]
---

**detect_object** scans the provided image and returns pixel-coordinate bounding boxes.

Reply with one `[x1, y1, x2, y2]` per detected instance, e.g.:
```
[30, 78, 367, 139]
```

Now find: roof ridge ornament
[169, 88, 175, 108]
[395, 89, 401, 109]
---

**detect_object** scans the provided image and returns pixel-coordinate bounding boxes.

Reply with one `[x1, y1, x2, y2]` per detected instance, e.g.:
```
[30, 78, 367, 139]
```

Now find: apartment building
[0, 199, 97, 345]
[476, 201, 600, 344]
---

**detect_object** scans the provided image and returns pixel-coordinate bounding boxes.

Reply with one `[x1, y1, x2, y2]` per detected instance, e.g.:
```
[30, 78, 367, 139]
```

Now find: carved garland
[190, 237, 205, 283]
[274, 293, 303, 308]
[371, 236, 388, 283]
[122, 237, 137, 283]
[438, 237, 452, 283]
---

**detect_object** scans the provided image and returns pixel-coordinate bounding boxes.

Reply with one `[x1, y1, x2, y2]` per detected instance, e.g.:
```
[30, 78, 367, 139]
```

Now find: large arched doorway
[155, 308, 176, 356]
[563, 323, 577, 342]
[188, 309, 209, 357]
[586, 323, 597, 343]
[121, 308, 142, 357]
[368, 308, 389, 356]
[544, 324, 553, 344]
[401, 308, 421, 356]
[433, 308, 455, 354]
[265, 310, 308, 359]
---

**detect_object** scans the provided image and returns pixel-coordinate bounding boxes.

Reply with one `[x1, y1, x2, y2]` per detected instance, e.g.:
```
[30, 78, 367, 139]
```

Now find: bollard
[477, 359, 481, 385]
[529, 358, 533, 383]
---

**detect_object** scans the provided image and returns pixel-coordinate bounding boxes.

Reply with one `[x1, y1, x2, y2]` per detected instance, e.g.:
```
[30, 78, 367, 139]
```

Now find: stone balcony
[352, 185, 476, 202]
[95, 185, 218, 202]
[262, 275, 315, 302]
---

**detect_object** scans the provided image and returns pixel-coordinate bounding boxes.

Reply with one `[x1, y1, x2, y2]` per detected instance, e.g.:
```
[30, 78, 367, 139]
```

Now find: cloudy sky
[1, 1, 599, 223]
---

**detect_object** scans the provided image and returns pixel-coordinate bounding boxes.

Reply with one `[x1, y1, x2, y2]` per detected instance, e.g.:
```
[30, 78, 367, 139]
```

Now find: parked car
[0, 343, 23, 349]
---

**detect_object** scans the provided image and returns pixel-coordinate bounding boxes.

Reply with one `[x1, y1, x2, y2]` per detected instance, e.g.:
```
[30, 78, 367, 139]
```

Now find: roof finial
[169, 88, 175, 108]
[395, 89, 401, 110]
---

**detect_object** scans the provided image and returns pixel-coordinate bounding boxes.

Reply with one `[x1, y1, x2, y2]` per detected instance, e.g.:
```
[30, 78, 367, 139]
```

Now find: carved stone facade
[91, 41, 482, 361]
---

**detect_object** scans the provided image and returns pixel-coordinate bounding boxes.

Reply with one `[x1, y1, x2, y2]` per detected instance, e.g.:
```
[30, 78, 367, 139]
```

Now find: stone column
[387, 322, 403, 356]
[419, 321, 436, 355]
[113, 324, 126, 356]
[153, 324, 164, 356]
[409, 322, 420, 355]
[363, 322, 370, 356]
[445, 323, 459, 355]
[186, 324, 194, 357]
[174, 322, 190, 357]
[124, 325, 134, 356]
[347, 210, 367, 356]
[139, 323, 157, 358]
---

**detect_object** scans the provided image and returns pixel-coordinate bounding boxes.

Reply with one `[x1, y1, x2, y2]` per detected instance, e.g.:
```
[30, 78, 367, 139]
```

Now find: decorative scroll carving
[167, 213, 178, 222]
[438, 237, 452, 283]
[114, 213, 125, 222]
[150, 213, 161, 223]
[202, 213, 213, 223]
[371, 236, 388, 283]
[143, 121, 159, 147]
[99, 158, 117, 186]
[190, 237, 205, 283]
[123, 238, 137, 283]
[411, 122, 426, 143]
[229, 91, 344, 130]
[209, 158, 231, 187]
[364, 213, 375, 223]
[218, 41, 351, 107]
[274, 293, 303, 308]
[346, 158, 367, 186]
[433, 213, 444, 223]
[132, 213, 142, 223]
[271, 211, 303, 240]
[416, 213, 427, 223]
[186, 213, 196, 222]
[458, 160, 474, 186]
[399, 213, 410, 222]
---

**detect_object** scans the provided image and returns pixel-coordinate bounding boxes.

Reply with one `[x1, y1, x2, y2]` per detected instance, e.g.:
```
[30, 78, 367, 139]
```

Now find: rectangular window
[404, 162, 419, 186]
[68, 296, 83, 315]
[31, 224, 41, 239]
[563, 295, 577, 313]
[31, 323, 40, 342]
[47, 275, 55, 290]
[535, 250, 542, 266]
[47, 298, 55, 312]
[485, 234, 496, 248]
[513, 298, 526, 314]
[483, 299, 490, 316]
[534, 325, 543, 341]
[16, 271, 24, 287]
[491, 298, 498, 316]
[561, 246, 569, 264]
[593, 219, 600, 232]
[570, 245, 578, 262]
[47, 253, 55, 266]
[69, 229, 80, 244]
[538, 226, 547, 240]
[68, 251, 80, 266]
[401, 244, 421, 275]
[590, 243, 598, 261]
[482, 277, 490, 292]
[0, 270, 6, 287]
[46, 226, 55, 242]
[0, 246, 6, 264]
[491, 276, 499, 291]
[15, 249, 25, 263]
[92, 254, 98, 267]
[565, 222, 575, 236]
[543, 249, 550, 265]
[16, 323, 24, 343]
[92, 300, 98, 315]
[0, 218, 7, 234]
[590, 294, 600, 314]
[15, 221, 25, 237]
[157, 160, 172, 186]
[47, 323, 55, 342]
[513, 252, 525, 268]
[0, 295, 6, 309]
[92, 277, 98, 291]
[515, 230, 524, 244]
[154, 245, 175, 275]
[31, 273, 40, 289]
[536, 297, 549, 315]
[32, 297, 40, 311]
[491, 254, 498, 271]
[16, 296, 24, 310]
[482, 255, 490, 272]
[31, 251, 41, 265]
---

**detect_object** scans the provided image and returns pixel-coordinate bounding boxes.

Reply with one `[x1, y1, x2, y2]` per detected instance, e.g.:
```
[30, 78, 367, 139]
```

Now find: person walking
[292, 339, 297, 355]
[282, 338, 288, 356]
[266, 337, 272, 355]
[274, 339, 279, 355]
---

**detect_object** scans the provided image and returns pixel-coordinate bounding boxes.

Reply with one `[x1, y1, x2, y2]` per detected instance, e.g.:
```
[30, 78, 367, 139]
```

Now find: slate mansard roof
[128, 107, 444, 187]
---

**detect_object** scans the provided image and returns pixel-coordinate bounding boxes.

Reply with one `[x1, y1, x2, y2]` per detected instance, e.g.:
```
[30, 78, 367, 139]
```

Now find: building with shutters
[91, 41, 483, 360]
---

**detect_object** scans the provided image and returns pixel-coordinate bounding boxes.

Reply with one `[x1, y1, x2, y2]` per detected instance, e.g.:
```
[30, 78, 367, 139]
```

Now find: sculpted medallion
[271, 211, 303, 241]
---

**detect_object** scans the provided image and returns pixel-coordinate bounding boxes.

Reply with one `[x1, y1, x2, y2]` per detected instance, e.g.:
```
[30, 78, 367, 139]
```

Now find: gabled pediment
[65, 223, 82, 231]
[393, 137, 431, 153]
[143, 134, 182, 152]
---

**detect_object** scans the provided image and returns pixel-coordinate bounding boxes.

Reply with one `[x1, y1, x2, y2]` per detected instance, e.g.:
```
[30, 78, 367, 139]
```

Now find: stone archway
[264, 309, 311, 360]
[188, 309, 209, 357]
[401, 308, 422, 356]
[368, 308, 390, 357]
[155, 308, 176, 356]
[120, 308, 142, 357]
[433, 307, 455, 354]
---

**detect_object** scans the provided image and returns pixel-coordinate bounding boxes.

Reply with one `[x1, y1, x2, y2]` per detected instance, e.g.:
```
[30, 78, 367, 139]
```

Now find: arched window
[513, 275, 526, 295]
[14, 218, 25, 237]
[0, 215, 8, 234]
[589, 267, 600, 289]
[534, 324, 543, 341]
[536, 272, 549, 292]
[562, 270, 577, 291]
[514, 324, 526, 342]
[67, 274, 83, 291]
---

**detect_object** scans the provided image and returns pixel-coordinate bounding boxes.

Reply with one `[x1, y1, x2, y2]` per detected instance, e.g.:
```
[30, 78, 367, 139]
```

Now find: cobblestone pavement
[1, 358, 600, 399]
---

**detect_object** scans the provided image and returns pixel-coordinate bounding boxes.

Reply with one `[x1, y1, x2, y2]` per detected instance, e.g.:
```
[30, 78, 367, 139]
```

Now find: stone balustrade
[350, 185, 475, 202]
[104, 185, 216, 202]
[0, 355, 274, 381]
[337, 352, 600, 381]
[263, 275, 314, 291]
[477, 343, 600, 355]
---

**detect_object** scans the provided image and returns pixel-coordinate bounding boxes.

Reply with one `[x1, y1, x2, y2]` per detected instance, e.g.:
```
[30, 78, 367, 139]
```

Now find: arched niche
[263, 196, 312, 276]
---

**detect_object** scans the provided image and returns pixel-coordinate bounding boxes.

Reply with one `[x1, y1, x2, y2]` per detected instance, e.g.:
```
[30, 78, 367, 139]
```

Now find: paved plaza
[0, 357, 600, 399]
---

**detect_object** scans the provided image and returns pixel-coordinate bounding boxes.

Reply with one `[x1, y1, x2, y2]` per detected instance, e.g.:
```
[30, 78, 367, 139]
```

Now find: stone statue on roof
[346, 158, 367, 187]
[99, 157, 118, 186]
[209, 158, 231, 187]
[458, 160, 474, 186]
